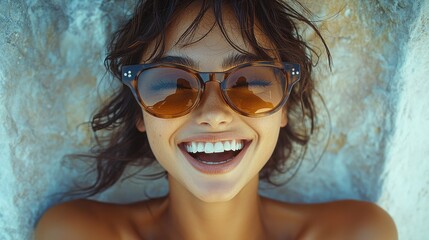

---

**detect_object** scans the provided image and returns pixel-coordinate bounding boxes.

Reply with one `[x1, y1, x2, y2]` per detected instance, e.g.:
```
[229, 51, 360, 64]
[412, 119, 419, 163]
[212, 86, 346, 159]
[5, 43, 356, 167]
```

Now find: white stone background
[0, 0, 428, 239]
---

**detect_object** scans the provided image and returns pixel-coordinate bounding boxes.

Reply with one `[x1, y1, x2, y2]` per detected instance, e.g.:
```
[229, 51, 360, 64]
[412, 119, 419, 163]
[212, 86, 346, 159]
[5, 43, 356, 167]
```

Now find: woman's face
[137, 5, 287, 202]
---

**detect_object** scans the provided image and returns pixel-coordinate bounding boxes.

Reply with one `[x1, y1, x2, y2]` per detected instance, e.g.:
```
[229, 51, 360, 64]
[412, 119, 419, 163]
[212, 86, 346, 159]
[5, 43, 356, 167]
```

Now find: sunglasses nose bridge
[200, 72, 226, 85]
[198, 72, 227, 104]
[212, 73, 225, 83]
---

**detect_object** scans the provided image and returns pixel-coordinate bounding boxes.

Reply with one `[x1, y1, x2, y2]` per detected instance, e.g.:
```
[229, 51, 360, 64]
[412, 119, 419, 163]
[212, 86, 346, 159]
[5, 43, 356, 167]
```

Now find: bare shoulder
[34, 199, 125, 240]
[35, 197, 167, 240]
[262, 198, 397, 240]
[301, 200, 398, 240]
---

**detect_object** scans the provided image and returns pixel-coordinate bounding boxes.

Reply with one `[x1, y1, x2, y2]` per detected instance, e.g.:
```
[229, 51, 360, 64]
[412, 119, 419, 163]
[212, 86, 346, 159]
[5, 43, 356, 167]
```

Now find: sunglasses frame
[122, 61, 301, 118]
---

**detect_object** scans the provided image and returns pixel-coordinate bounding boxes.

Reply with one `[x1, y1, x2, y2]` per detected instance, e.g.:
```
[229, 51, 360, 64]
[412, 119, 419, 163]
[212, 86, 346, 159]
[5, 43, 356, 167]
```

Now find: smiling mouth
[179, 140, 250, 173]
[179, 140, 249, 167]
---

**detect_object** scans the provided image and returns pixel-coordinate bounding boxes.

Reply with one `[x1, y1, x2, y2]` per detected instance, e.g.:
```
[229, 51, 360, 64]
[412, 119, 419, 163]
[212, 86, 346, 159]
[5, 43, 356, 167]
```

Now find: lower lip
[179, 141, 251, 175]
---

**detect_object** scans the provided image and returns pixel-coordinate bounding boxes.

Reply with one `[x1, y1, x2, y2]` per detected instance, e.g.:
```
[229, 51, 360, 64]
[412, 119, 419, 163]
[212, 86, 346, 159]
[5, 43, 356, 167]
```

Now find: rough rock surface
[271, 0, 421, 202]
[378, 1, 429, 239]
[0, 0, 427, 239]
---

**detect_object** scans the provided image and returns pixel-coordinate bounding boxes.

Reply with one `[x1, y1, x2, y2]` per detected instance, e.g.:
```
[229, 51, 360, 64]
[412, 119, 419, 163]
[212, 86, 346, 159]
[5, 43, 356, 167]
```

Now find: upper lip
[178, 133, 251, 144]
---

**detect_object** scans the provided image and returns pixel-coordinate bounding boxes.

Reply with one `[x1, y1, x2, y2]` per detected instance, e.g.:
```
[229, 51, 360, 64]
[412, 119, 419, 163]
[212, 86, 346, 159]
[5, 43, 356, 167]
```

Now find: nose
[193, 81, 234, 129]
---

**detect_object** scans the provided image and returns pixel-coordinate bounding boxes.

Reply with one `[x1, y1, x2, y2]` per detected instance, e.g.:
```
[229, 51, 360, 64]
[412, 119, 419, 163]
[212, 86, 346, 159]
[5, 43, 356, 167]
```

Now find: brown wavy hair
[69, 0, 330, 198]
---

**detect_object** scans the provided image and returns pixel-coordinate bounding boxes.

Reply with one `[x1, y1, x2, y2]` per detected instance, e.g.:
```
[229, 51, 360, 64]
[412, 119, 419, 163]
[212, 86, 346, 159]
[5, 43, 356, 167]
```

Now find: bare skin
[35, 3, 397, 240]
[35, 188, 397, 240]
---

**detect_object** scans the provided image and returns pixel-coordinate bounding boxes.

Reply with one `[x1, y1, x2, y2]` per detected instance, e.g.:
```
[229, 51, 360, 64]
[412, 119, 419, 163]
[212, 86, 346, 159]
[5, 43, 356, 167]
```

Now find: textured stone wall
[378, 1, 429, 239]
[0, 0, 428, 239]
[262, 0, 417, 202]
[0, 1, 137, 239]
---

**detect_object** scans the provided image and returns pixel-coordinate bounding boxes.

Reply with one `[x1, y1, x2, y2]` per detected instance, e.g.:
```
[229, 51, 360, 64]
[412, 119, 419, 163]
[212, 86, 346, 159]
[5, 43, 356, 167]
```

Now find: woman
[35, 0, 397, 239]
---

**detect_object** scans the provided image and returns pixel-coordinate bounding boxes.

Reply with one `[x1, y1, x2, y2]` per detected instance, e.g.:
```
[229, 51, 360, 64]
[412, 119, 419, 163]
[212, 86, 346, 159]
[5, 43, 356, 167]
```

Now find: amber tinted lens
[223, 66, 285, 115]
[137, 67, 199, 116]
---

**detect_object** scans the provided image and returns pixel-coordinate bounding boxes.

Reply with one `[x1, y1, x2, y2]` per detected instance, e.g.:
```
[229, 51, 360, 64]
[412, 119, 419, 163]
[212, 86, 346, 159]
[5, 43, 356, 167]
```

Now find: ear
[136, 116, 146, 132]
[280, 108, 288, 127]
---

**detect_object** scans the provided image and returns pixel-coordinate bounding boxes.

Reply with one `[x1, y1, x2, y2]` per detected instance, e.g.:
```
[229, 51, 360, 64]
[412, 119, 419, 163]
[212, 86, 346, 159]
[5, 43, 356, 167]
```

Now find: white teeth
[192, 142, 197, 154]
[184, 140, 244, 154]
[197, 142, 204, 152]
[224, 141, 231, 151]
[201, 159, 230, 165]
[214, 142, 224, 153]
[204, 142, 214, 153]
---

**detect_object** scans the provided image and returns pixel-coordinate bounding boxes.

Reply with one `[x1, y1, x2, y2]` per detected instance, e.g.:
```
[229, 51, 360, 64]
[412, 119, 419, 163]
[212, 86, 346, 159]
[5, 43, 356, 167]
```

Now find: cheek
[142, 112, 184, 167]
[142, 114, 172, 158]
[259, 125, 281, 157]
[246, 113, 283, 159]
[252, 113, 283, 137]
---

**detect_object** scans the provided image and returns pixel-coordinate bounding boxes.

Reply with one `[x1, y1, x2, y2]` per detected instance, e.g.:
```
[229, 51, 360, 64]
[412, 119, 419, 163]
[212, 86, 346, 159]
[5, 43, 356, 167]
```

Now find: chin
[189, 182, 242, 203]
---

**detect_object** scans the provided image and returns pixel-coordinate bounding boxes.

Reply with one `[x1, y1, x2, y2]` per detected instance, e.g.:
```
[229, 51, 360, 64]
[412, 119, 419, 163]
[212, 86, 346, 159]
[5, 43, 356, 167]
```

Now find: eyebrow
[150, 55, 198, 68]
[151, 53, 272, 70]
[221, 53, 272, 69]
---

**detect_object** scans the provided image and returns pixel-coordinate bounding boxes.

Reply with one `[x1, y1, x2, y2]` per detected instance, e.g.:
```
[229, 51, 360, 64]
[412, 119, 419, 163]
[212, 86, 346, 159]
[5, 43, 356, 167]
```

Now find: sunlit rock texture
[0, 0, 428, 239]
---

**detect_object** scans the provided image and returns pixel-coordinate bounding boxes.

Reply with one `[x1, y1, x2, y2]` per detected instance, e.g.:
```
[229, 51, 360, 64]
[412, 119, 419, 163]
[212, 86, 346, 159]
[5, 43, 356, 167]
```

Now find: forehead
[168, 3, 242, 47]
[142, 2, 277, 68]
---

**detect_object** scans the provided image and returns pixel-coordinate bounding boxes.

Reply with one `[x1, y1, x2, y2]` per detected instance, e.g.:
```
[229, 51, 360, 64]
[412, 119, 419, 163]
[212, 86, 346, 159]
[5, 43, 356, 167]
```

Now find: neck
[163, 176, 267, 240]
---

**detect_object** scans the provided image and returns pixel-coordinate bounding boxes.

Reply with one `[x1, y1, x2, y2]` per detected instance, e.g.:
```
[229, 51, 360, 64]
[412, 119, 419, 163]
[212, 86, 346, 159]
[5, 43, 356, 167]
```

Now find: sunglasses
[121, 61, 300, 118]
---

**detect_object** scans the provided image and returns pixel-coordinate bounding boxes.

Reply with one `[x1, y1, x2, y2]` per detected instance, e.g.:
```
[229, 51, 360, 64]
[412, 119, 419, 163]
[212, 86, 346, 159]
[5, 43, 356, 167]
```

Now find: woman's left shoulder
[304, 200, 398, 240]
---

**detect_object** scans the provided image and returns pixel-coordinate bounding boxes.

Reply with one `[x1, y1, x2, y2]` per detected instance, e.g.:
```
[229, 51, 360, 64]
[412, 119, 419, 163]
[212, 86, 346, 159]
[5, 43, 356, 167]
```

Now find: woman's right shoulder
[34, 199, 122, 240]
